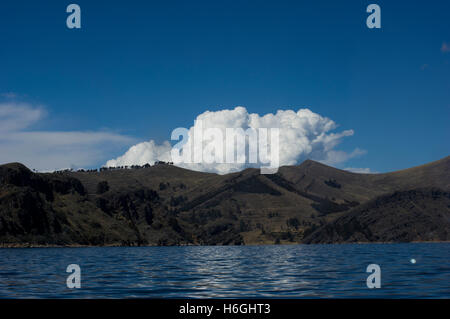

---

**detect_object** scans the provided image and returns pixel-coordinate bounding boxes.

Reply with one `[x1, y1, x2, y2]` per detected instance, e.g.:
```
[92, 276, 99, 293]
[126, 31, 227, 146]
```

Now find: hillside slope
[0, 156, 449, 246]
[303, 188, 450, 244]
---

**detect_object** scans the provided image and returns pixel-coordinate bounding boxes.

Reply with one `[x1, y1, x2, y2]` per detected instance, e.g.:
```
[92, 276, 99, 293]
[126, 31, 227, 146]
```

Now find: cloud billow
[107, 106, 363, 174]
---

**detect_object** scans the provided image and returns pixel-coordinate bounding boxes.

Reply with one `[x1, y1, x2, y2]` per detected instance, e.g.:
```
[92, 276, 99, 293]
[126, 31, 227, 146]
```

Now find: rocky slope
[303, 188, 450, 243]
[0, 156, 449, 246]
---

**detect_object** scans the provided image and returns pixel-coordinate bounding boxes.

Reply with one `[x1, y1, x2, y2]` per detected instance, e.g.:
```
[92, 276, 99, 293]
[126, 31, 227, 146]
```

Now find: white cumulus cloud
[107, 106, 365, 174]
[106, 140, 173, 167]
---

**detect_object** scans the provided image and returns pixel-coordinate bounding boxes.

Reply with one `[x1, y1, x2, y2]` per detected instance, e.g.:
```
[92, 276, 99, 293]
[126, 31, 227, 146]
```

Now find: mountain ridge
[0, 156, 449, 246]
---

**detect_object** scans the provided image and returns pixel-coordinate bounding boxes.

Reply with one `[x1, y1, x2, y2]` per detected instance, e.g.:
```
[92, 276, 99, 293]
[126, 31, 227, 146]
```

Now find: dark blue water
[0, 243, 449, 298]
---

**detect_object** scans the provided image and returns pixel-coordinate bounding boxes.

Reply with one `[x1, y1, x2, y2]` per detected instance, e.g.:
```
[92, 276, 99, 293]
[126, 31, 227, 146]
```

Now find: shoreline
[1, 240, 449, 248]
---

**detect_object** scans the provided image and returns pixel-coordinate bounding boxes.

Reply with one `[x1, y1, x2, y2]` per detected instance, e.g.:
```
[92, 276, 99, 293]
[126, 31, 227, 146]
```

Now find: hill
[303, 188, 450, 243]
[0, 156, 449, 246]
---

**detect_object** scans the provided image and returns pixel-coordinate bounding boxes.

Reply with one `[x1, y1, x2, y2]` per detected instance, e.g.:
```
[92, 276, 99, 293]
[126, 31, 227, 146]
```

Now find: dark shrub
[96, 181, 109, 194]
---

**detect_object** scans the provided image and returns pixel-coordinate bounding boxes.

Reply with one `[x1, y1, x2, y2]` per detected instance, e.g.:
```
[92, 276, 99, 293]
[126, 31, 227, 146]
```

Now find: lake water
[0, 243, 449, 298]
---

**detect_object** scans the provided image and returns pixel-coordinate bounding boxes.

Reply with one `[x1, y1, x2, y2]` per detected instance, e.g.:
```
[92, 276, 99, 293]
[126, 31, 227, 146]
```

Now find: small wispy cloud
[344, 167, 376, 174]
[0, 102, 135, 171]
[0, 103, 46, 132]
[441, 42, 450, 53]
[320, 148, 367, 166]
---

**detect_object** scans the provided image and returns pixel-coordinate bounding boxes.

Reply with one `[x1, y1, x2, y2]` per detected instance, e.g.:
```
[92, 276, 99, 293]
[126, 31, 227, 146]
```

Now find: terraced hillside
[0, 156, 449, 246]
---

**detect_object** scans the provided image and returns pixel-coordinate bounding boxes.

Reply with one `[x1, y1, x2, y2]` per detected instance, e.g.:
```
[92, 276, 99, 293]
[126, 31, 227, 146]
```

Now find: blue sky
[0, 0, 449, 172]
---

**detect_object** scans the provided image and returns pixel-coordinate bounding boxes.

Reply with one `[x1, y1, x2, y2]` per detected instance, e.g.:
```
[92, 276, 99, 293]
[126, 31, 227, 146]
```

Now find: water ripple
[0, 243, 449, 298]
